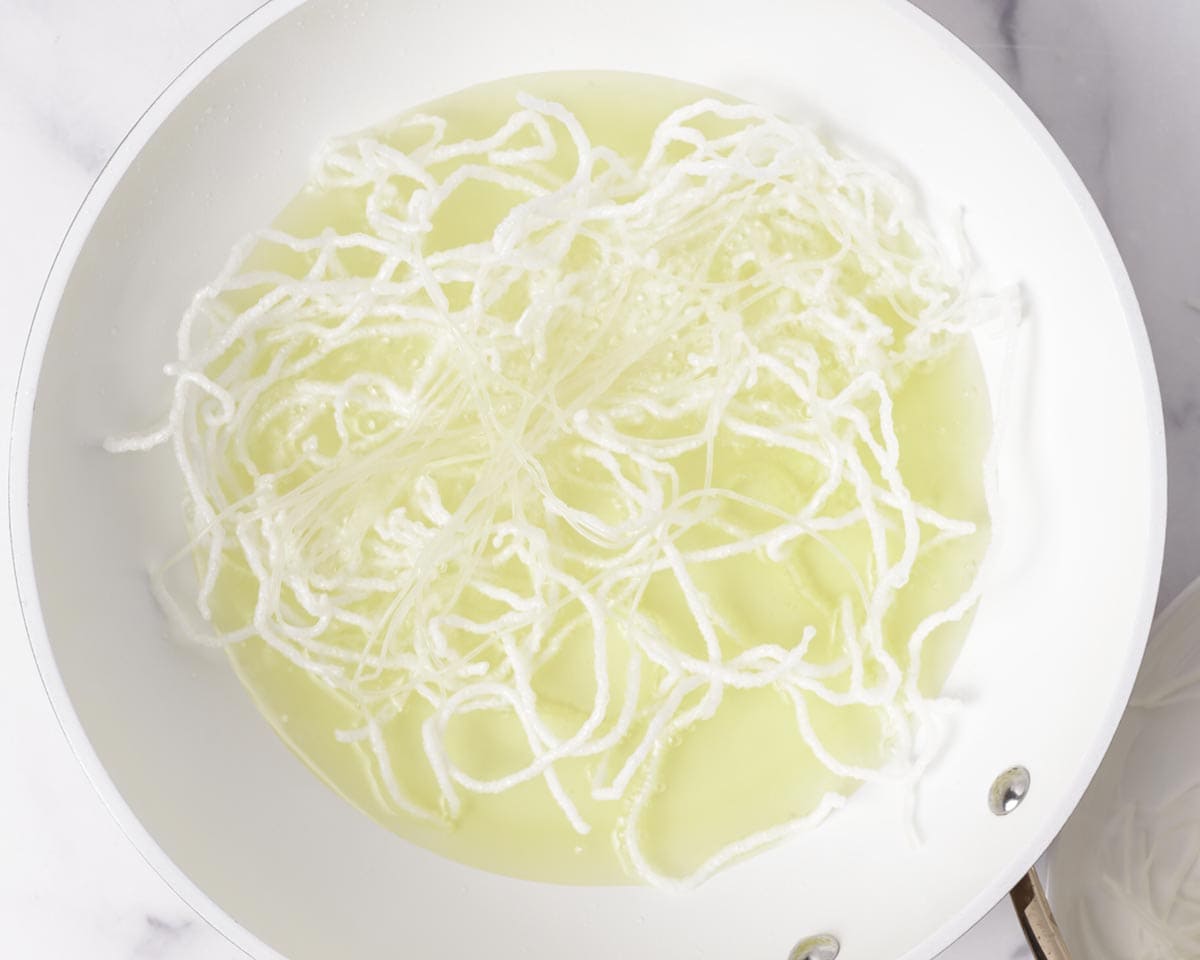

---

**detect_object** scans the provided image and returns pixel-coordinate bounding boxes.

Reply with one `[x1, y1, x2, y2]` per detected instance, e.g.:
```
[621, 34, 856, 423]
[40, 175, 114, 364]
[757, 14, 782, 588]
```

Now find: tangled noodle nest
[111, 93, 1009, 887]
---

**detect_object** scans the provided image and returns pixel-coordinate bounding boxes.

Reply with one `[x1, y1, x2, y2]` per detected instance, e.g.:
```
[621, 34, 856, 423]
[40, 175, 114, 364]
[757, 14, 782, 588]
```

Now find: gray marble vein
[995, 0, 1025, 83]
[0, 5, 115, 174]
[132, 914, 196, 958]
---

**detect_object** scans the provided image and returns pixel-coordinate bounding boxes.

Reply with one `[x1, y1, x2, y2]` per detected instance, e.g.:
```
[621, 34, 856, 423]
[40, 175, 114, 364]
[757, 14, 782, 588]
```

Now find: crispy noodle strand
[109, 94, 1012, 887]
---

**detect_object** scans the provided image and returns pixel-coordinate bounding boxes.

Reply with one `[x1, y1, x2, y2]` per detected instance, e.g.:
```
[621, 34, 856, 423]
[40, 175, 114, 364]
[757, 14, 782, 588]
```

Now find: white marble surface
[1, 1, 1197, 957]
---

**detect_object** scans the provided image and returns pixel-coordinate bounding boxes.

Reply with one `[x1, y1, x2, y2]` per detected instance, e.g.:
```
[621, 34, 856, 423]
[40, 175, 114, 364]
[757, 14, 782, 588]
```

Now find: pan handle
[1010, 868, 1073, 960]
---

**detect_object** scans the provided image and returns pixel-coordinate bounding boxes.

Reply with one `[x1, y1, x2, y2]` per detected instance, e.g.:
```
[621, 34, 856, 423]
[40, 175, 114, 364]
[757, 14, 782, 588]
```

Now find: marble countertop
[1, 1, 1197, 956]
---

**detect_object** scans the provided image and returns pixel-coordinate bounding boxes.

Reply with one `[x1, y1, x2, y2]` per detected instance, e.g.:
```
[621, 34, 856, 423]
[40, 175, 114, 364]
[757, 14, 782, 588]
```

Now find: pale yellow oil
[212, 72, 992, 885]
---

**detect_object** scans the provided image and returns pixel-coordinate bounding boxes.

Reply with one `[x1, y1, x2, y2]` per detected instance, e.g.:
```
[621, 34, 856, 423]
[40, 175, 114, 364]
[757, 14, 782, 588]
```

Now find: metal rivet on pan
[788, 934, 840, 960]
[988, 765, 1031, 816]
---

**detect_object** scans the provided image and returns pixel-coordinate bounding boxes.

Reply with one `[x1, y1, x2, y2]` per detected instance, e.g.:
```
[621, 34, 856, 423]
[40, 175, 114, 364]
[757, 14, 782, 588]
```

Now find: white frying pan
[7, 1, 1165, 958]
